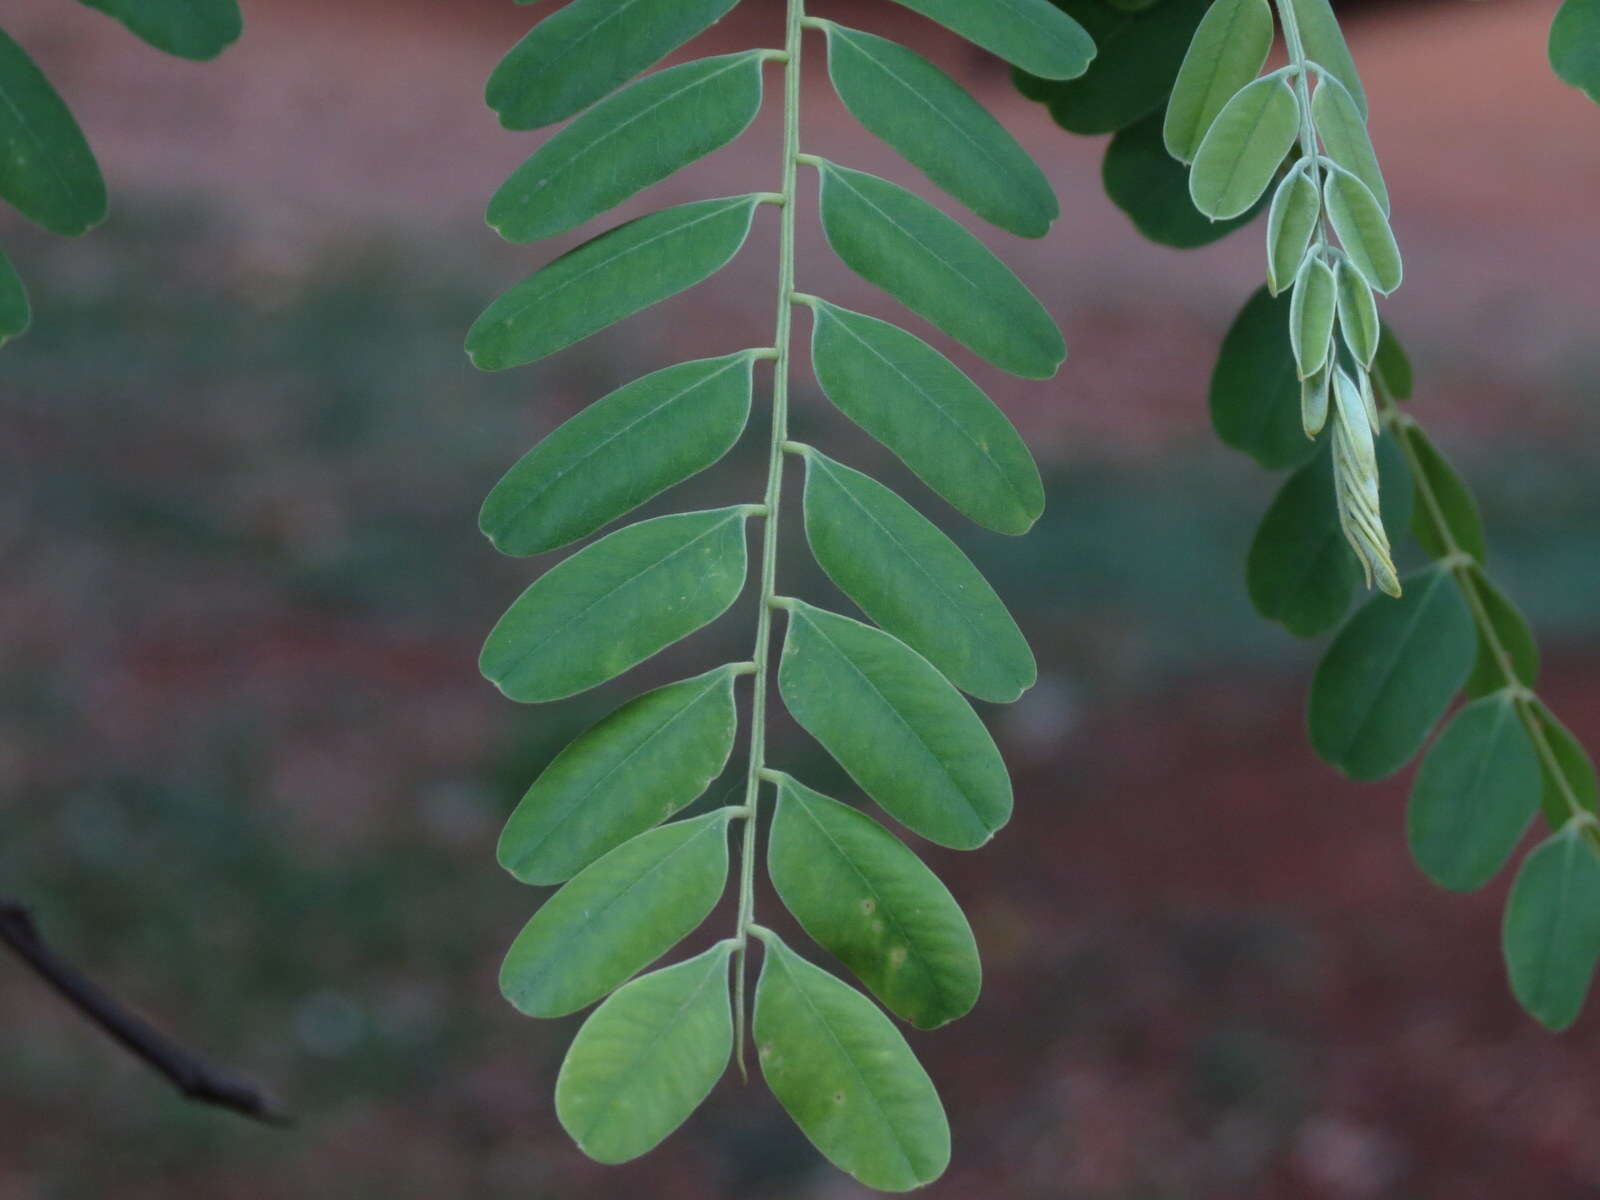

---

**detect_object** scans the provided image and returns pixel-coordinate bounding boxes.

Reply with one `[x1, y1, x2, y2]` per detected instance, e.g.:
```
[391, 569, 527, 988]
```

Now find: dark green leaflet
[1102, 108, 1265, 249]
[814, 161, 1065, 379]
[1462, 570, 1539, 699]
[76, 0, 242, 60]
[1532, 702, 1599, 822]
[486, 0, 741, 131]
[1551, 0, 1600, 103]
[489, 52, 769, 243]
[886, 0, 1095, 80]
[500, 811, 732, 1018]
[481, 352, 757, 556]
[806, 299, 1044, 534]
[1503, 824, 1600, 1030]
[1372, 324, 1413, 399]
[1210, 287, 1320, 471]
[481, 507, 751, 703]
[0, 250, 27, 345]
[0, 30, 107, 236]
[498, 664, 742, 885]
[467, 195, 764, 371]
[819, 22, 1056, 238]
[1403, 425, 1488, 563]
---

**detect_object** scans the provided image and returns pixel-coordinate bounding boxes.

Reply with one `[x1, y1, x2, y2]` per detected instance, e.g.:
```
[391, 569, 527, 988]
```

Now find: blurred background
[1, 0, 1597, 1196]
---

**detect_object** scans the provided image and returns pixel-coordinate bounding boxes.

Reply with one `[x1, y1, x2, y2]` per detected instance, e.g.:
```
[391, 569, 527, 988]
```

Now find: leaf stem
[732, 0, 806, 1078]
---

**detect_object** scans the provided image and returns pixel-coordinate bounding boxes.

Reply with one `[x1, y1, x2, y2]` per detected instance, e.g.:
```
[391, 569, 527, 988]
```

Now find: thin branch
[0, 898, 291, 1126]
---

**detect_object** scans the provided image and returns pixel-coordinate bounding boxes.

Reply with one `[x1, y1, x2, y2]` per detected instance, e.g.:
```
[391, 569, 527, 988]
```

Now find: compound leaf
[468, 194, 763, 371]
[814, 161, 1065, 379]
[487, 0, 740, 130]
[886, 0, 1094, 80]
[820, 23, 1056, 238]
[755, 932, 950, 1191]
[798, 447, 1035, 703]
[1309, 565, 1477, 780]
[1404, 425, 1488, 563]
[1409, 693, 1542, 892]
[76, 0, 241, 60]
[489, 52, 769, 243]
[807, 300, 1043, 534]
[1189, 74, 1300, 221]
[1211, 286, 1319, 470]
[778, 601, 1012, 850]
[498, 663, 742, 885]
[1164, 0, 1274, 162]
[1463, 570, 1540, 699]
[481, 352, 756, 556]
[1104, 108, 1265, 249]
[1503, 824, 1600, 1030]
[1311, 72, 1388, 215]
[0, 250, 27, 345]
[1324, 165, 1402, 294]
[482, 507, 751, 703]
[1287, 0, 1367, 116]
[556, 942, 734, 1164]
[0, 30, 106, 236]
[769, 776, 981, 1030]
[500, 811, 732, 1018]
[1551, 0, 1600, 103]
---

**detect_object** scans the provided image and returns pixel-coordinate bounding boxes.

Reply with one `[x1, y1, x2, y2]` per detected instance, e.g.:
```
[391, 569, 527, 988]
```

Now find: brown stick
[0, 898, 291, 1126]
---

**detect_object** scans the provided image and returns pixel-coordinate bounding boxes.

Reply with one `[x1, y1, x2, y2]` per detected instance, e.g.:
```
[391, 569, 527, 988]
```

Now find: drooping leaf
[806, 300, 1043, 534]
[886, 0, 1095, 80]
[1310, 72, 1388, 215]
[482, 507, 751, 703]
[1289, 254, 1336, 380]
[1308, 565, 1477, 780]
[778, 601, 1012, 850]
[814, 161, 1065, 379]
[1333, 260, 1380, 369]
[1503, 823, 1600, 1030]
[754, 932, 950, 1191]
[76, 0, 241, 60]
[498, 663, 742, 885]
[1286, 0, 1367, 117]
[0, 250, 28, 346]
[481, 352, 757, 556]
[1102, 108, 1265, 249]
[1372, 322, 1413, 400]
[1323, 166, 1402, 294]
[1463, 569, 1540, 699]
[1403, 425, 1488, 563]
[1019, 0, 1209, 136]
[556, 942, 734, 1164]
[468, 195, 763, 371]
[1164, 0, 1274, 161]
[820, 23, 1056, 238]
[1188, 75, 1300, 221]
[798, 447, 1035, 703]
[489, 52, 769, 243]
[1532, 701, 1599, 824]
[768, 776, 981, 1030]
[1265, 166, 1320, 295]
[500, 811, 732, 1018]
[0, 30, 107, 236]
[1551, 0, 1600, 103]
[1408, 693, 1542, 892]
[486, 0, 741, 130]
[1210, 286, 1319, 470]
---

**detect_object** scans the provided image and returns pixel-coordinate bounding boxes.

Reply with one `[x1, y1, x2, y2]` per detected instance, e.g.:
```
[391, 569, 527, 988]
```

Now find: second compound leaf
[1503, 824, 1600, 1030]
[0, 30, 107, 236]
[885, 0, 1094, 80]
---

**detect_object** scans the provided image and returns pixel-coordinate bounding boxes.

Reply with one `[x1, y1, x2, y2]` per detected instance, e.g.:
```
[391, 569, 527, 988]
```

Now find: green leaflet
[1210, 286, 1319, 471]
[1372, 323, 1413, 400]
[1164, 0, 1274, 162]
[1310, 73, 1388, 216]
[768, 776, 981, 1030]
[467, 195, 763, 371]
[813, 161, 1065, 379]
[819, 23, 1056, 238]
[1308, 566, 1477, 781]
[885, 0, 1095, 80]
[778, 601, 1012, 850]
[1551, 0, 1600, 103]
[489, 53, 769, 243]
[76, 0, 241, 60]
[1532, 702, 1599, 824]
[500, 811, 732, 1018]
[1102, 109, 1264, 249]
[1188, 75, 1300, 221]
[1408, 694, 1542, 893]
[0, 250, 28, 346]
[486, 0, 741, 130]
[1323, 166, 1402, 294]
[481, 352, 757, 556]
[1265, 166, 1319, 296]
[754, 932, 950, 1191]
[1333, 260, 1380, 369]
[1286, 0, 1367, 117]
[1403, 425, 1488, 563]
[0, 30, 107, 236]
[1289, 254, 1336, 380]
[1018, 0, 1209, 136]
[498, 664, 742, 885]
[1463, 570, 1540, 699]
[797, 447, 1035, 703]
[556, 943, 734, 1164]
[1503, 824, 1600, 1030]
[806, 299, 1044, 534]
[481, 507, 751, 703]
